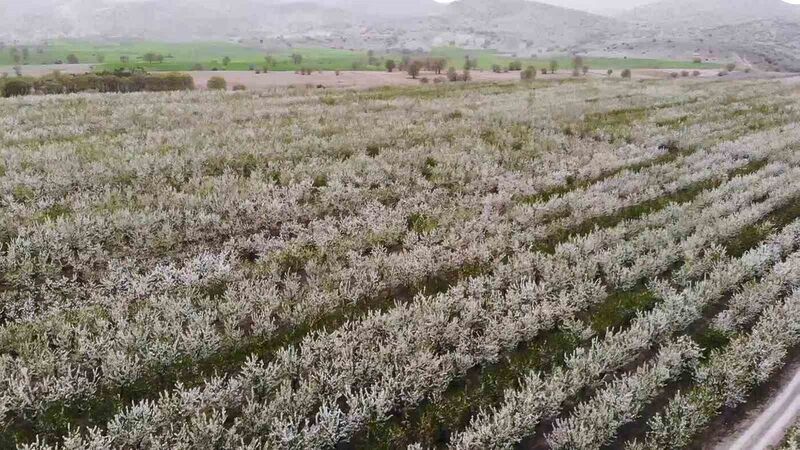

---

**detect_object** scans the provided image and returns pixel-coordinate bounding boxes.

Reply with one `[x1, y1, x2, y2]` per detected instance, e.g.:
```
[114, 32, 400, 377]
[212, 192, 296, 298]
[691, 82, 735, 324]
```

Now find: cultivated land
[2, 77, 800, 449]
[0, 40, 722, 73]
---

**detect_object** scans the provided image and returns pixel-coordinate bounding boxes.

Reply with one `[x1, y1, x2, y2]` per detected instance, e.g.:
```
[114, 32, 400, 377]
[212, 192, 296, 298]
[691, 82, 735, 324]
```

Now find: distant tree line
[1, 70, 194, 98]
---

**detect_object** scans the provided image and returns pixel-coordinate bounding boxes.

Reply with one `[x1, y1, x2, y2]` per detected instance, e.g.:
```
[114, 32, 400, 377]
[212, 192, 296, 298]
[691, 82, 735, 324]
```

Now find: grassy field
[0, 40, 722, 73]
[428, 46, 722, 70]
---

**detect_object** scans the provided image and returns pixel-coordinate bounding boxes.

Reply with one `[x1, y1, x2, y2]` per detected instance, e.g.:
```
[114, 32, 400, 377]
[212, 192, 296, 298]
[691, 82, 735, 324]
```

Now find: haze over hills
[623, 0, 800, 28]
[2, 0, 800, 71]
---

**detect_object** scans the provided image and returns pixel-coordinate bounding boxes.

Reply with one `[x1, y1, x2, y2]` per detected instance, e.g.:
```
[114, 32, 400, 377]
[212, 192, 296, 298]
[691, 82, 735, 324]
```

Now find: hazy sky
[434, 0, 800, 12]
[433, 0, 659, 11]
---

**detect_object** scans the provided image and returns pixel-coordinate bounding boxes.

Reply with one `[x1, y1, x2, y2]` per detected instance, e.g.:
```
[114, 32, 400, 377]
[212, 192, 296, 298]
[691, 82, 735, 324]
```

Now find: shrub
[407, 61, 421, 79]
[2, 78, 32, 97]
[447, 67, 458, 82]
[549, 60, 559, 74]
[191, 63, 204, 71]
[681, 70, 689, 77]
[232, 84, 246, 91]
[541, 67, 548, 75]
[492, 64, 503, 73]
[718, 71, 729, 77]
[419, 77, 430, 84]
[521, 66, 537, 81]
[621, 68, 632, 79]
[571, 55, 584, 76]
[693, 56, 702, 64]
[66, 54, 79, 64]
[693, 70, 701, 77]
[207, 76, 227, 90]
[582, 66, 590, 75]
[385, 59, 396, 72]
[670, 72, 679, 78]
[607, 69, 613, 76]
[725, 62, 736, 72]
[508, 60, 522, 71]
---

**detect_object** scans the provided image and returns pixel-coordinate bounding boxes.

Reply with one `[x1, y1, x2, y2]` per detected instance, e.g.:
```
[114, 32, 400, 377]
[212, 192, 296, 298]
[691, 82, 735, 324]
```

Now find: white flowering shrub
[1, 78, 800, 448]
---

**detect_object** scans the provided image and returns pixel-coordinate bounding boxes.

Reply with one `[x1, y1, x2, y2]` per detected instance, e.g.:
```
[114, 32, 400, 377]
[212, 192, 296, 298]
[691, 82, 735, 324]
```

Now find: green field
[0, 40, 722, 73]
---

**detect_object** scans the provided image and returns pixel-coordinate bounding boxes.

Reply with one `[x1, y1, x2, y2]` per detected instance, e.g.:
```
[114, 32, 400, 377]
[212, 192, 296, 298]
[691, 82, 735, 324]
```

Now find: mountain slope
[622, 0, 800, 28]
[430, 0, 625, 55]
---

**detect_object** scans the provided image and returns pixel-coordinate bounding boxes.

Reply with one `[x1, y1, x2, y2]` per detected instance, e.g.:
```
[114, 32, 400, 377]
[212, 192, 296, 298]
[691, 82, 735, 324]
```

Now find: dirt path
[0, 64, 94, 77]
[715, 359, 800, 450]
[5, 65, 795, 91]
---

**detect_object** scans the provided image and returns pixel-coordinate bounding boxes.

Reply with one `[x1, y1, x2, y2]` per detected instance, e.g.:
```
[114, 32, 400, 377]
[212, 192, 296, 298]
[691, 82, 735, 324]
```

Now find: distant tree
[120, 56, 129, 64]
[492, 64, 502, 73]
[21, 47, 29, 61]
[541, 67, 548, 75]
[607, 69, 613, 76]
[693, 56, 702, 64]
[430, 58, 446, 75]
[291, 53, 303, 65]
[725, 62, 737, 72]
[462, 68, 471, 82]
[385, 59, 396, 72]
[12, 65, 22, 77]
[508, 60, 522, 71]
[571, 55, 583, 76]
[582, 65, 589, 75]
[549, 60, 558, 74]
[367, 50, 378, 66]
[447, 66, 458, 82]
[66, 53, 79, 64]
[621, 68, 632, 79]
[222, 56, 231, 67]
[207, 76, 227, 90]
[264, 55, 275, 68]
[521, 65, 537, 81]
[142, 53, 163, 64]
[191, 63, 204, 71]
[96, 54, 105, 63]
[407, 61, 421, 79]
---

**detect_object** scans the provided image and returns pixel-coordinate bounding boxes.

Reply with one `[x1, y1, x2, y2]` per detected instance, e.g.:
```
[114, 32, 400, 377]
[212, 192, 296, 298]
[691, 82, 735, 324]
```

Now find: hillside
[2, 0, 800, 72]
[622, 0, 800, 28]
[434, 0, 625, 54]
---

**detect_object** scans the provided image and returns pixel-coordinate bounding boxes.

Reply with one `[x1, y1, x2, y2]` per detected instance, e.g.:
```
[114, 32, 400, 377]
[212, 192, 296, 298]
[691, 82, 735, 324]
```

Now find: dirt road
[718, 363, 800, 450]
